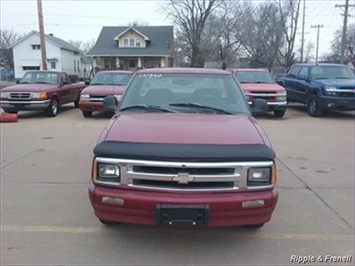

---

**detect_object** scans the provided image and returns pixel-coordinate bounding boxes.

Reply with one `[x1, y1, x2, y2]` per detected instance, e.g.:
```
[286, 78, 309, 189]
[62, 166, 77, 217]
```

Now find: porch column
[161, 57, 166, 67]
[137, 57, 142, 68]
[116, 57, 120, 69]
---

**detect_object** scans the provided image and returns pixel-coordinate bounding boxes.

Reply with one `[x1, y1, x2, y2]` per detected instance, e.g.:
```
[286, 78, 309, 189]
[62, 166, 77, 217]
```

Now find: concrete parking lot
[1, 104, 354, 265]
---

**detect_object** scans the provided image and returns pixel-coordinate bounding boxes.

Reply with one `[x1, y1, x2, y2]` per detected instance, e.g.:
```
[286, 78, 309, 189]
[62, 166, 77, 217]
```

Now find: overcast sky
[1, 0, 354, 57]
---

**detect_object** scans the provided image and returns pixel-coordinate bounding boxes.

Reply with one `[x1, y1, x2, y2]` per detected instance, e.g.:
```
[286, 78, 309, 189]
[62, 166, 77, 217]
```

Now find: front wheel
[99, 219, 119, 226]
[46, 98, 59, 117]
[274, 110, 285, 118]
[74, 94, 80, 108]
[82, 111, 92, 118]
[307, 96, 323, 117]
[243, 223, 265, 229]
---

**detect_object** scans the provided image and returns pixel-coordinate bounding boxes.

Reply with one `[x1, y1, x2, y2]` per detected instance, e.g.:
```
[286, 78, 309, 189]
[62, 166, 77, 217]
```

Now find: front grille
[9, 93, 31, 99]
[338, 87, 355, 98]
[89, 95, 106, 102]
[94, 157, 275, 191]
[133, 179, 234, 189]
[133, 166, 235, 176]
[247, 91, 277, 101]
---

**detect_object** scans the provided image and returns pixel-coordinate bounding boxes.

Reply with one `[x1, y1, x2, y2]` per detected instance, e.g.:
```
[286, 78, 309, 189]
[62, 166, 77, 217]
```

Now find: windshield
[20, 72, 58, 84]
[120, 73, 250, 114]
[91, 72, 131, 85]
[235, 71, 274, 84]
[310, 65, 355, 80]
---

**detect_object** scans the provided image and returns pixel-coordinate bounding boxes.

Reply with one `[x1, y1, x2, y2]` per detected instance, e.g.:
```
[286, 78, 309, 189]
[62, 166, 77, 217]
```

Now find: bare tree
[330, 24, 354, 66]
[239, 1, 283, 70]
[68, 38, 96, 54]
[0, 29, 24, 68]
[275, 0, 301, 68]
[162, 0, 221, 67]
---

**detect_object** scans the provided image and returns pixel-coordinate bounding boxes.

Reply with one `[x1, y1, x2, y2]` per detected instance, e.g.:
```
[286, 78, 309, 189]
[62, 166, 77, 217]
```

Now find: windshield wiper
[19, 81, 30, 84]
[90, 83, 105, 85]
[120, 104, 176, 113]
[333, 77, 350, 79]
[169, 103, 235, 115]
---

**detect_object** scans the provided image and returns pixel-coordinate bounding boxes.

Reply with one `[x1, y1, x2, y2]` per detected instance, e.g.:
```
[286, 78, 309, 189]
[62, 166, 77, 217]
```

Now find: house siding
[12, 31, 84, 79]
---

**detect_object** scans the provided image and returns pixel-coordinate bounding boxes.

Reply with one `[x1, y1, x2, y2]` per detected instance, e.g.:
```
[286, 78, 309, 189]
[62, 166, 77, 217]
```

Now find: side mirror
[85, 80, 91, 86]
[103, 95, 118, 113]
[16, 80, 20, 84]
[250, 98, 268, 116]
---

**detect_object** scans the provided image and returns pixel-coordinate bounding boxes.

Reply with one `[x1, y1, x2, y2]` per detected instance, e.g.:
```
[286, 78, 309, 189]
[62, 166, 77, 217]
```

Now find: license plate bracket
[156, 204, 209, 226]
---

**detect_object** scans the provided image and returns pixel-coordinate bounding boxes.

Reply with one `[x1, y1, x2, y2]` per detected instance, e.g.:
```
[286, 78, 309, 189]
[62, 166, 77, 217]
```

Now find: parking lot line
[1, 225, 353, 240]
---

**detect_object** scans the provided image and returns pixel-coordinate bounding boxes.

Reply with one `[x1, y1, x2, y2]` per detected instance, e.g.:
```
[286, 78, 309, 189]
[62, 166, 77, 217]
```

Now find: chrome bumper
[0, 100, 51, 110]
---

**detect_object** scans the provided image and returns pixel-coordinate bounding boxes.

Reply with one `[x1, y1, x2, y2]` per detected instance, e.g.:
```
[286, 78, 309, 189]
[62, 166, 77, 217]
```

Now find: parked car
[275, 63, 355, 117]
[0, 71, 86, 117]
[229, 68, 287, 118]
[79, 70, 132, 117]
[88, 68, 278, 228]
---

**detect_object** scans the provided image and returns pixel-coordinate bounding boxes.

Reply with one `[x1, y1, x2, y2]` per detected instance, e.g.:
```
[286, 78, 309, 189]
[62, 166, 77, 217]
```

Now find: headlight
[247, 167, 271, 186]
[276, 92, 287, 101]
[0, 92, 9, 99]
[97, 163, 120, 183]
[32, 92, 47, 99]
[80, 94, 90, 99]
[324, 86, 337, 96]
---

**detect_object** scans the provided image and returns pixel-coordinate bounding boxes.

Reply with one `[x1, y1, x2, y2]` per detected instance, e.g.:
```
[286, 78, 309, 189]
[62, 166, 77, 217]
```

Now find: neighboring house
[10, 30, 84, 79]
[87, 26, 174, 72]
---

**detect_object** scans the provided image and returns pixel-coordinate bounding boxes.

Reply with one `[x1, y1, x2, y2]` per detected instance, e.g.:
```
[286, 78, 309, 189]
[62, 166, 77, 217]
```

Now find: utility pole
[300, 0, 306, 62]
[311, 25, 323, 63]
[37, 0, 47, 70]
[335, 0, 355, 64]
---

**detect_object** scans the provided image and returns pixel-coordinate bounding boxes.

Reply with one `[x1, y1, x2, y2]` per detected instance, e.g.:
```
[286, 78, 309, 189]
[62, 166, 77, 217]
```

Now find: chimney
[49, 33, 53, 36]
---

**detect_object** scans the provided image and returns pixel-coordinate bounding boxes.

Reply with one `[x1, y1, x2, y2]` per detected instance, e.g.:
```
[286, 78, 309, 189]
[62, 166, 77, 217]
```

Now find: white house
[10, 30, 85, 79]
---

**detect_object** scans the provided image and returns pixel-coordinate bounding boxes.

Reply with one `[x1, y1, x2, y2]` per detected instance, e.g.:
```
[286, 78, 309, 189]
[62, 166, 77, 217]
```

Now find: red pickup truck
[79, 70, 132, 117]
[89, 68, 278, 228]
[229, 68, 287, 118]
[0, 71, 86, 117]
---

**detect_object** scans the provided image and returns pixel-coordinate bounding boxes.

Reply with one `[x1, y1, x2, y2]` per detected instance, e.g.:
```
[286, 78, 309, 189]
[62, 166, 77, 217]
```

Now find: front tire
[99, 219, 119, 226]
[307, 95, 323, 117]
[274, 110, 285, 118]
[74, 94, 80, 108]
[243, 223, 265, 229]
[82, 111, 92, 118]
[46, 98, 59, 117]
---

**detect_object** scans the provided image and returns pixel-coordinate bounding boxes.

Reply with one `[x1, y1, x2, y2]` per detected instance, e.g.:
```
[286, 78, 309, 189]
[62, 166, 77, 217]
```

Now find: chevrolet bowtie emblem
[172, 172, 194, 184]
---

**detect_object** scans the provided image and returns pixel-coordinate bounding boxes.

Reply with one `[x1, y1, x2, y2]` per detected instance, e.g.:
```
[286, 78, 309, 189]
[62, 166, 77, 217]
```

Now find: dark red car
[79, 70, 132, 117]
[0, 71, 86, 117]
[230, 68, 287, 118]
[89, 68, 278, 228]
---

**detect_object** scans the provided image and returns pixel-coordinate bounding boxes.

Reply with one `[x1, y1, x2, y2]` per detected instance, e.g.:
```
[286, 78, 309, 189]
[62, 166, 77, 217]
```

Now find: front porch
[93, 56, 172, 72]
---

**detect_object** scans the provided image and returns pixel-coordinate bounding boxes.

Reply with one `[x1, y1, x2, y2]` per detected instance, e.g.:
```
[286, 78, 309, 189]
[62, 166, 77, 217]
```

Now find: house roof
[113, 27, 150, 41]
[86, 26, 173, 57]
[10, 30, 82, 53]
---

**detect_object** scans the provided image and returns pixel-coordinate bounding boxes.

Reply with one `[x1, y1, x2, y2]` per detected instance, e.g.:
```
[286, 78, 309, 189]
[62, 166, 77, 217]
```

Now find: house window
[74, 60, 76, 72]
[129, 39, 135, 47]
[31, 45, 41, 50]
[74, 51, 79, 55]
[22, 66, 40, 71]
[136, 39, 141, 47]
[104, 57, 116, 70]
[77, 60, 80, 73]
[123, 39, 129, 47]
[50, 62, 56, 69]
[129, 59, 136, 68]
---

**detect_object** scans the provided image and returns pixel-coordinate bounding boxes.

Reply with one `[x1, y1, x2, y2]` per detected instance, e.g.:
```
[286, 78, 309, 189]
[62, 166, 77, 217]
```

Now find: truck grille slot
[248, 91, 277, 101]
[133, 166, 235, 175]
[89, 95, 106, 102]
[338, 88, 355, 97]
[133, 179, 234, 189]
[9, 93, 31, 99]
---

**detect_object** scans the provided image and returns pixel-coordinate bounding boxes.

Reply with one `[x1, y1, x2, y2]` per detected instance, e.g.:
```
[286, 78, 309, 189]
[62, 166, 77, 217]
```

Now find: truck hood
[1, 84, 58, 92]
[81, 85, 125, 95]
[103, 113, 265, 145]
[314, 79, 355, 87]
[240, 83, 285, 92]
